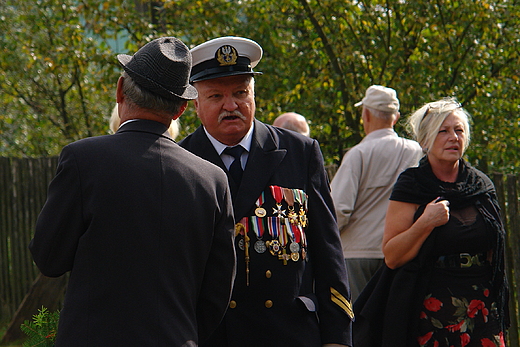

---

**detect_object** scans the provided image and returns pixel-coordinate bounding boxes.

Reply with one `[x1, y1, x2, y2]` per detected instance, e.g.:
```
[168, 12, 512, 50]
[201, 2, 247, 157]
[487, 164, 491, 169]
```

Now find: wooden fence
[0, 157, 58, 325]
[0, 158, 519, 345]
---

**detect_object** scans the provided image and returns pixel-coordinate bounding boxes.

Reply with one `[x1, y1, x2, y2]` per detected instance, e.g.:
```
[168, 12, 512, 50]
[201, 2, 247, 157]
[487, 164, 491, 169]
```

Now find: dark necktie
[223, 146, 245, 185]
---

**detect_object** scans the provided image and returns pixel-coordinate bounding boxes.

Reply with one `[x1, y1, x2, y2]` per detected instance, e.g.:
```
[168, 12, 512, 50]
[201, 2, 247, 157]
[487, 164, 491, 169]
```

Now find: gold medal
[299, 209, 308, 228]
[254, 192, 266, 218]
[255, 207, 267, 217]
[287, 207, 298, 224]
[278, 248, 290, 265]
[267, 239, 281, 256]
[291, 252, 300, 262]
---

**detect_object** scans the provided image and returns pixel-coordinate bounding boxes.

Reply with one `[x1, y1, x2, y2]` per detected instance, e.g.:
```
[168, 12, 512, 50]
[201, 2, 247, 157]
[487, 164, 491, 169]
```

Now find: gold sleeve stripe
[330, 287, 354, 319]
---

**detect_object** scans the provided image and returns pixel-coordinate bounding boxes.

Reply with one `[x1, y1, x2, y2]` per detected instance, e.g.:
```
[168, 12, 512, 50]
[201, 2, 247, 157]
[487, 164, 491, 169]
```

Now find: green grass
[0, 324, 24, 347]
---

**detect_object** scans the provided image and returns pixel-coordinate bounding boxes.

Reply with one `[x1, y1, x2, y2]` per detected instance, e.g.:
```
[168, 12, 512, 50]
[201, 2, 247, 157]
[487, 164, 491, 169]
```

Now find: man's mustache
[218, 111, 246, 123]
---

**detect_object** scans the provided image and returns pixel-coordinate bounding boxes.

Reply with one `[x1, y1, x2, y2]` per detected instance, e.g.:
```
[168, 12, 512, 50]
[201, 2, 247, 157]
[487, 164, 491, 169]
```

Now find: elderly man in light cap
[180, 36, 353, 347]
[331, 85, 423, 301]
[30, 37, 236, 346]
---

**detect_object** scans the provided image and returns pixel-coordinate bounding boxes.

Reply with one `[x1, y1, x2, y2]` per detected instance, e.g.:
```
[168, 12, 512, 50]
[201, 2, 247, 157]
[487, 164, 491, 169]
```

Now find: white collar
[204, 121, 255, 155]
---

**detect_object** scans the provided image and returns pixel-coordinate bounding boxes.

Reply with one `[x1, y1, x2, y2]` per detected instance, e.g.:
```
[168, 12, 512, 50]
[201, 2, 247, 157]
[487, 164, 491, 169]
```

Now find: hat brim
[118, 54, 198, 101]
[191, 70, 262, 83]
[354, 101, 363, 107]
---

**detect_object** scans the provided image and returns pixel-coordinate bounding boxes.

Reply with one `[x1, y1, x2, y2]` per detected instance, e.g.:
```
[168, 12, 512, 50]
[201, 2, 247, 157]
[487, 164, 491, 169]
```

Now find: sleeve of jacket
[330, 148, 362, 232]
[197, 179, 237, 344]
[29, 145, 86, 277]
[305, 140, 353, 346]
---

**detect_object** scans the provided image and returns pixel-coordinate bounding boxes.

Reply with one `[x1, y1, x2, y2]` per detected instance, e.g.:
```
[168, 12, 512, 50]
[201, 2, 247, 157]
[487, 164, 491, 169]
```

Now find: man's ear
[172, 101, 188, 120]
[392, 111, 401, 126]
[116, 76, 125, 103]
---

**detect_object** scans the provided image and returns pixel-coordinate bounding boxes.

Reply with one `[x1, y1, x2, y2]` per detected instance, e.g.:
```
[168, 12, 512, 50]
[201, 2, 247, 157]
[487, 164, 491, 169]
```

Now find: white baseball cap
[354, 85, 399, 113]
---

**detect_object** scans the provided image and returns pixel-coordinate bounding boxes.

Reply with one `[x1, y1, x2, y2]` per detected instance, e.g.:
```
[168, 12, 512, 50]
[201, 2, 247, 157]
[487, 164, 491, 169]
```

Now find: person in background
[354, 97, 509, 346]
[330, 85, 423, 301]
[29, 37, 236, 346]
[273, 111, 310, 137]
[109, 103, 180, 138]
[180, 36, 353, 347]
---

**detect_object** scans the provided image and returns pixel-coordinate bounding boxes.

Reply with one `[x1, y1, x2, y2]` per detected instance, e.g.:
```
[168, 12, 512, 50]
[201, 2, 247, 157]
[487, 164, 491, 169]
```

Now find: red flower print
[482, 307, 489, 323]
[417, 331, 433, 345]
[460, 333, 470, 346]
[446, 320, 464, 332]
[424, 297, 443, 312]
[483, 288, 490, 297]
[433, 341, 439, 347]
[481, 338, 496, 347]
[420, 311, 427, 319]
[499, 332, 506, 346]
[467, 299, 485, 318]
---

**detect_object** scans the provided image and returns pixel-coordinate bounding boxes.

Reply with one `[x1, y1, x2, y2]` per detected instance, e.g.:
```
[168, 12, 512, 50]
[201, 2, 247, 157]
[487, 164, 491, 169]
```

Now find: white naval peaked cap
[190, 36, 263, 83]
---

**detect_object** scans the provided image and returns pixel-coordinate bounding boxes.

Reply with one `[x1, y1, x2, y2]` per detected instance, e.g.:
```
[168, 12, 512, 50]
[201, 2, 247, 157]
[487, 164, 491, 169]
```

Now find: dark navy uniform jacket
[30, 120, 236, 347]
[180, 119, 353, 347]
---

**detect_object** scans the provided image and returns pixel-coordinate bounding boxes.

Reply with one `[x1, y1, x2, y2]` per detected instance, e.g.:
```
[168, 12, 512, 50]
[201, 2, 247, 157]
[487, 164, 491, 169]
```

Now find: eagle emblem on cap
[216, 45, 238, 66]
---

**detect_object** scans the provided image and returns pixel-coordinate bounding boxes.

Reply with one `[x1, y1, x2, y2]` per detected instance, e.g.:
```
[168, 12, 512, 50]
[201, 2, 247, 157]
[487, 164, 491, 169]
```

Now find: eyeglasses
[423, 101, 462, 119]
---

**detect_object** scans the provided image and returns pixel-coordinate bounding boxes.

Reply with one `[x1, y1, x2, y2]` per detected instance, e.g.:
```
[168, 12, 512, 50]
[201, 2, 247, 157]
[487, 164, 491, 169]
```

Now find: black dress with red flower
[416, 205, 506, 347]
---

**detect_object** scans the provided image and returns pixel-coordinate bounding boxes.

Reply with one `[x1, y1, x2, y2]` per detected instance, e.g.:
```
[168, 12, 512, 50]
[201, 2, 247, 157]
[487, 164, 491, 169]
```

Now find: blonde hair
[407, 97, 471, 154]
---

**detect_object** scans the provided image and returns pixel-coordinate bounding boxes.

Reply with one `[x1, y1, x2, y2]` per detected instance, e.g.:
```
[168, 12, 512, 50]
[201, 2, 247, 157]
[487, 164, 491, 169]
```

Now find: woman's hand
[421, 197, 450, 228]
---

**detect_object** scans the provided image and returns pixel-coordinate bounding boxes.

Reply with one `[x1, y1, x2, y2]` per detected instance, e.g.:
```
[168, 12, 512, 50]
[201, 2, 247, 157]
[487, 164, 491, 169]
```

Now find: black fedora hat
[190, 36, 263, 83]
[118, 37, 198, 100]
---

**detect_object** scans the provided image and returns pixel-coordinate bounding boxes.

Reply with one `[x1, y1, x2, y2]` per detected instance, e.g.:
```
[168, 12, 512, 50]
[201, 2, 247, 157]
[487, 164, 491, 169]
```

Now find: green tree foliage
[0, 0, 518, 173]
[20, 306, 59, 347]
[0, 1, 120, 156]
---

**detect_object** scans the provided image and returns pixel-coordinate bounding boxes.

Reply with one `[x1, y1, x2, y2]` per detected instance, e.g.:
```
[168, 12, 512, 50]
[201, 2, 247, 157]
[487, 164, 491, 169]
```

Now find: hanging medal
[254, 191, 267, 218]
[236, 218, 251, 285]
[270, 185, 286, 218]
[265, 217, 281, 256]
[235, 218, 248, 251]
[283, 188, 299, 225]
[285, 219, 300, 262]
[251, 216, 267, 254]
[300, 223, 308, 261]
[278, 222, 290, 265]
[293, 189, 308, 228]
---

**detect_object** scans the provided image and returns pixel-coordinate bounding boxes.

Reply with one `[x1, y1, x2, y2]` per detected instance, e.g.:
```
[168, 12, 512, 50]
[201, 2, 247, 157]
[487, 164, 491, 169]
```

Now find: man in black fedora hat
[30, 37, 236, 346]
[180, 36, 353, 347]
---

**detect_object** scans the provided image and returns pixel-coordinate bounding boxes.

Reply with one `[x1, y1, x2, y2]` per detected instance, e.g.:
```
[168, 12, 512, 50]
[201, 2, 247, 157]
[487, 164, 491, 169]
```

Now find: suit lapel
[183, 127, 227, 172]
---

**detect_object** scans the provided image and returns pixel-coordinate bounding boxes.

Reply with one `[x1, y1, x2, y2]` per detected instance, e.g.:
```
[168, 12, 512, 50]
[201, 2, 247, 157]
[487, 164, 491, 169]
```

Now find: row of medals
[238, 203, 308, 262]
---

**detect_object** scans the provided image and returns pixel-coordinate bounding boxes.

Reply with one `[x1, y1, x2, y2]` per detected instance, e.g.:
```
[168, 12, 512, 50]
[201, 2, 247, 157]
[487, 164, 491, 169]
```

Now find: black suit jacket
[180, 120, 353, 346]
[30, 120, 236, 346]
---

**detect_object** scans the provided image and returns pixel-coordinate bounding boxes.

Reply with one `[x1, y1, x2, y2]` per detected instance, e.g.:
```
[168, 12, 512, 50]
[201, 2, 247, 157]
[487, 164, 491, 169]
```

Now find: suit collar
[117, 119, 171, 139]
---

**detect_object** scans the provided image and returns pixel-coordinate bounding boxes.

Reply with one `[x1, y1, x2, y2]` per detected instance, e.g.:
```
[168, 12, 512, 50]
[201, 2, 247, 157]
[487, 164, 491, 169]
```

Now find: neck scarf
[390, 156, 494, 208]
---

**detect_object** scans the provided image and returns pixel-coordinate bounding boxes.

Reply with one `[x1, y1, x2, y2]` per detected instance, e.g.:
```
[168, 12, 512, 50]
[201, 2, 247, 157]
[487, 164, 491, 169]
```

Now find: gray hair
[407, 97, 471, 154]
[364, 105, 397, 122]
[121, 71, 185, 117]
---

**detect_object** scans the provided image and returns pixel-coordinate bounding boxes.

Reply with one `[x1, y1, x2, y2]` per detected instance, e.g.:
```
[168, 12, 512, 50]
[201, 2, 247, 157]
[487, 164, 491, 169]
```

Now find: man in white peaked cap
[180, 36, 353, 347]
